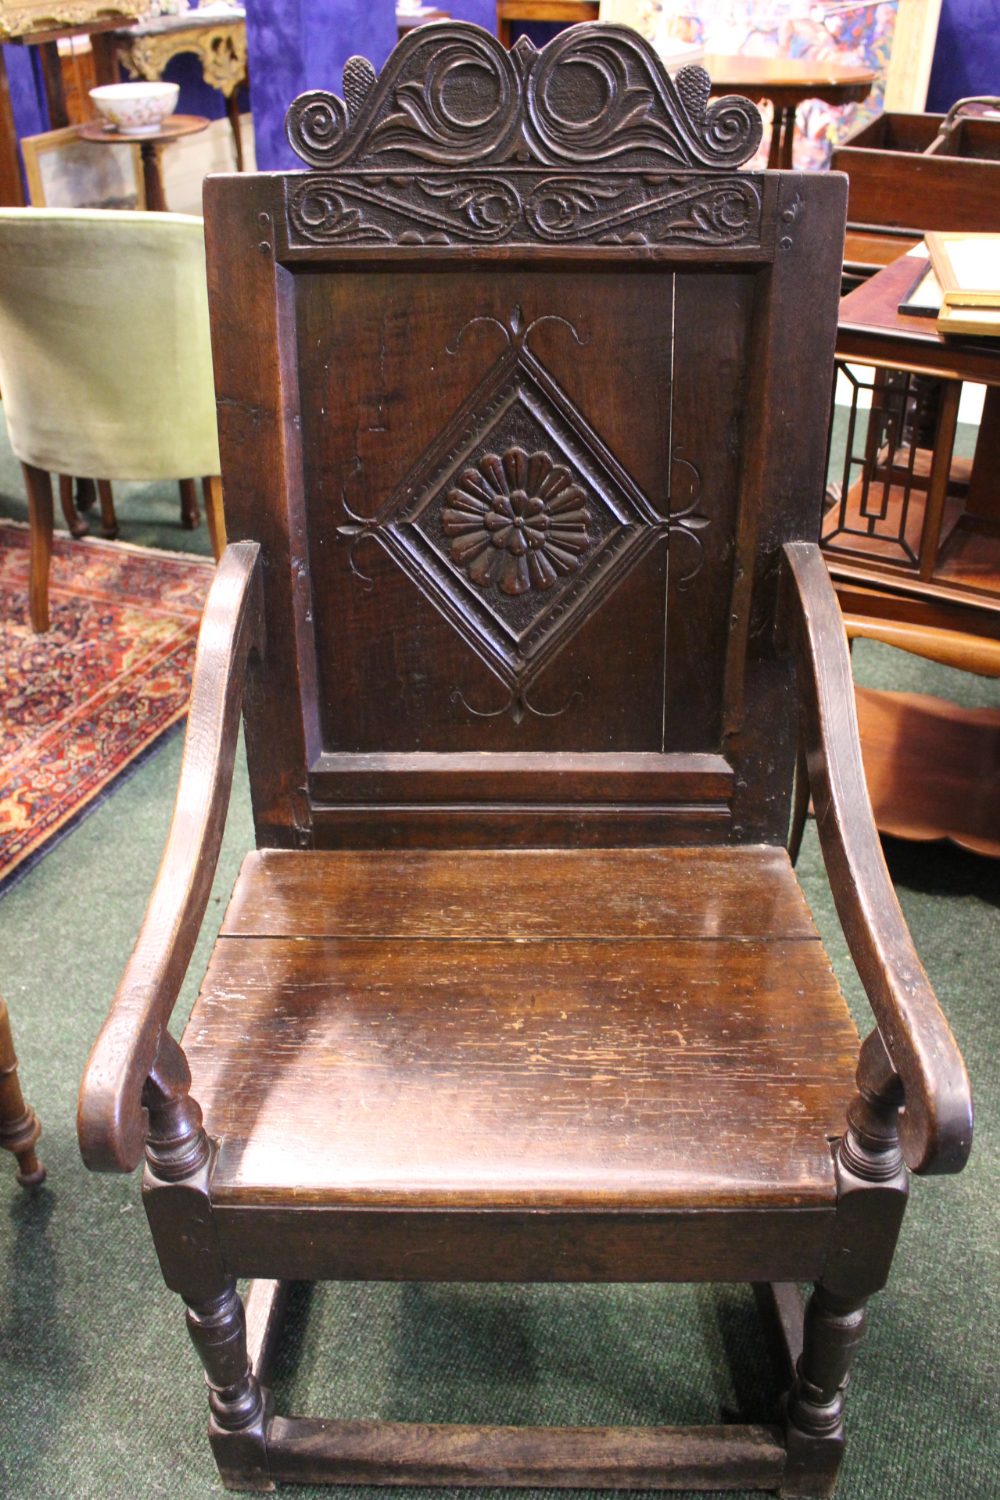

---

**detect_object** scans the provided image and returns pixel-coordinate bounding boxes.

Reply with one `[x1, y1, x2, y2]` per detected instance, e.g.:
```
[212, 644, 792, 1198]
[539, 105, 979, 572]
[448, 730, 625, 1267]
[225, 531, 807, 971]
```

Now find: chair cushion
[183, 847, 858, 1213]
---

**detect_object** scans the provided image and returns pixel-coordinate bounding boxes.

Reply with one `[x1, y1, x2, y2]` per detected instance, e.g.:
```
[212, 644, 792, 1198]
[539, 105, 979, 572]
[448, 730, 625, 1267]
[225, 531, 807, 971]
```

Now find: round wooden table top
[704, 55, 876, 107]
[77, 113, 211, 146]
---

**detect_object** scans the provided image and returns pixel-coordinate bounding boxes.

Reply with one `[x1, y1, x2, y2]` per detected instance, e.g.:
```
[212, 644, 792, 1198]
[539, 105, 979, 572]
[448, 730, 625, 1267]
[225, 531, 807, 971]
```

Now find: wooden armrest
[782, 542, 973, 1176]
[78, 542, 264, 1174]
[843, 614, 1000, 679]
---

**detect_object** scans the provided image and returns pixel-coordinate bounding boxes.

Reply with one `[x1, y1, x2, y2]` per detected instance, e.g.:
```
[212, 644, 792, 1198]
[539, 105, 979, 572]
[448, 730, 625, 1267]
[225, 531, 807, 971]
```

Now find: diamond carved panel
[382, 338, 661, 688]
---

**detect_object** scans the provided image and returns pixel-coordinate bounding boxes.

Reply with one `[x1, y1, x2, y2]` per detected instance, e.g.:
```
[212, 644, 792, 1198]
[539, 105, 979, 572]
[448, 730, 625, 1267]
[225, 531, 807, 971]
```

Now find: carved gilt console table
[114, 5, 247, 169]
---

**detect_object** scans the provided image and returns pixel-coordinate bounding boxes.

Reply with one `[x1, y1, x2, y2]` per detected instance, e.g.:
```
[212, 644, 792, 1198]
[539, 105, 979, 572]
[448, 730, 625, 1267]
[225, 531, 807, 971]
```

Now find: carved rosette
[334, 306, 708, 710]
[443, 448, 591, 597]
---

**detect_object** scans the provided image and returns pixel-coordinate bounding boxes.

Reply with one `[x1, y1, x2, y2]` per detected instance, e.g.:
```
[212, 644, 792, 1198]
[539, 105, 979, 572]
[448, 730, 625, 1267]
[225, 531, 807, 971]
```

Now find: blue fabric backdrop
[246, 0, 398, 170]
[927, 0, 1000, 112]
[3, 43, 46, 142]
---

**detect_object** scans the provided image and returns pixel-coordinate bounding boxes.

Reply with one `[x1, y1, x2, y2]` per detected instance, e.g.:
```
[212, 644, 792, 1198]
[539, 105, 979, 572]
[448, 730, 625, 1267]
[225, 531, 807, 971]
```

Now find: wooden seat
[79, 22, 972, 1500]
[187, 848, 857, 1223]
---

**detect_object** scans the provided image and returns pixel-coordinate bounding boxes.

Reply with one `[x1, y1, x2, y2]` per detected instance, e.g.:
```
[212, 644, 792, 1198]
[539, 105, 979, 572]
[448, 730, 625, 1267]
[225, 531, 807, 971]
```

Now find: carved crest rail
[282, 23, 767, 252]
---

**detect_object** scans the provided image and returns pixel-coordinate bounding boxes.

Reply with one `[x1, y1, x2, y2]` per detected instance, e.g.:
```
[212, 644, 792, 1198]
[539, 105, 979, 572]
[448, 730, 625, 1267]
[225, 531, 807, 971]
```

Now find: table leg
[0, 50, 24, 206]
[90, 32, 121, 89]
[773, 105, 797, 169]
[140, 140, 167, 212]
[918, 379, 961, 581]
[225, 90, 245, 172]
[36, 40, 69, 129]
[767, 105, 792, 169]
[965, 386, 1000, 523]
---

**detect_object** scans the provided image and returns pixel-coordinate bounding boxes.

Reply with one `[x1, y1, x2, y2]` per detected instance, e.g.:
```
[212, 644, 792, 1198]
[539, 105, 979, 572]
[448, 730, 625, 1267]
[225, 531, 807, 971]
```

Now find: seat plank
[221, 846, 819, 941]
[186, 899, 857, 1213]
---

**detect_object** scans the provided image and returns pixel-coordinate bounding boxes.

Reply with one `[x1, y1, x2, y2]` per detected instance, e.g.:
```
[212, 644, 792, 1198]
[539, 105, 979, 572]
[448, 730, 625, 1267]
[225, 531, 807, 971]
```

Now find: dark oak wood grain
[185, 934, 857, 1210]
[221, 845, 818, 940]
[265, 1417, 786, 1489]
[78, 542, 264, 1174]
[75, 23, 970, 1497]
[213, 1203, 838, 1286]
[781, 541, 972, 1176]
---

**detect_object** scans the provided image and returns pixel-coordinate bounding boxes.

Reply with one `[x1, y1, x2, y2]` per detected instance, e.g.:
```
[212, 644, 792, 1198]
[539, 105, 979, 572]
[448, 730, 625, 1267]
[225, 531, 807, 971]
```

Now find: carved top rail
[286, 24, 762, 172]
[281, 23, 766, 252]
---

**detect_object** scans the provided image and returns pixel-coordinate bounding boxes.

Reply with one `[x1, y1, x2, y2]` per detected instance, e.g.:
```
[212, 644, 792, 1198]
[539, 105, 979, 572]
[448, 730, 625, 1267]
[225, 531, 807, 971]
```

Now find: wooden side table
[115, 10, 247, 170]
[826, 253, 1000, 856]
[77, 113, 209, 212]
[704, 54, 875, 170]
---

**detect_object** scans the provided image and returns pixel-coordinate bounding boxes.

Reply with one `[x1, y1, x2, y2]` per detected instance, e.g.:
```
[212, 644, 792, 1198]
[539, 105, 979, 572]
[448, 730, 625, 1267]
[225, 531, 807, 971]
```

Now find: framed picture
[20, 125, 145, 211]
[926, 232, 1000, 309]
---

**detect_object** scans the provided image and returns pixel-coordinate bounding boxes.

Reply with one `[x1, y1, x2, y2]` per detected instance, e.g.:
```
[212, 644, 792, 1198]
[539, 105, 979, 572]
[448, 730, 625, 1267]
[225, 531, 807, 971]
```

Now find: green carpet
[0, 420, 997, 1500]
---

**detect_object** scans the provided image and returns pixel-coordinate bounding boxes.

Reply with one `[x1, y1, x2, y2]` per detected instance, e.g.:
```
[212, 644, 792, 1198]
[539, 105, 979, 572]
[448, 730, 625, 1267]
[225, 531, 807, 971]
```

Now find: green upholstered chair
[0, 207, 224, 631]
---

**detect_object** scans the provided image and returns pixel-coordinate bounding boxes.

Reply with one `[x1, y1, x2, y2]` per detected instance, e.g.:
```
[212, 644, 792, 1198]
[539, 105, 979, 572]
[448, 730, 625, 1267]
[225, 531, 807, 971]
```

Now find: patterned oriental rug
[0, 523, 211, 891]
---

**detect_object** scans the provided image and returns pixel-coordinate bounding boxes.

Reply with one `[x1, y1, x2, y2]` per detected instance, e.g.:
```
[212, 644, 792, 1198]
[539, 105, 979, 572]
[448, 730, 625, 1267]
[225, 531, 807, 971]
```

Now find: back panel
[204, 24, 846, 849]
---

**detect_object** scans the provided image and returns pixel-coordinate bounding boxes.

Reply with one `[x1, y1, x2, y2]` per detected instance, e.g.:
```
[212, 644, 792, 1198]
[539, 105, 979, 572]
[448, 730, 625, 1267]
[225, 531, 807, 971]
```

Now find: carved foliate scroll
[284, 23, 764, 249]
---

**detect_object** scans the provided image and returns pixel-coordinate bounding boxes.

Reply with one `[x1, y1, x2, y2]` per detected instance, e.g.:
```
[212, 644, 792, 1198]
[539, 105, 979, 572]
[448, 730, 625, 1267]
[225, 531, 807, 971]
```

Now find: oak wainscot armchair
[78, 22, 972, 1497]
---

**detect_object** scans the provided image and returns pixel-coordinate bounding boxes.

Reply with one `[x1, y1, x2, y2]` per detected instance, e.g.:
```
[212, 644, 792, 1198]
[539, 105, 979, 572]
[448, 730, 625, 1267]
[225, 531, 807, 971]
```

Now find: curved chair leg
[179, 477, 201, 531]
[0, 997, 45, 1189]
[58, 474, 88, 538]
[203, 475, 227, 560]
[97, 480, 119, 540]
[21, 462, 54, 633]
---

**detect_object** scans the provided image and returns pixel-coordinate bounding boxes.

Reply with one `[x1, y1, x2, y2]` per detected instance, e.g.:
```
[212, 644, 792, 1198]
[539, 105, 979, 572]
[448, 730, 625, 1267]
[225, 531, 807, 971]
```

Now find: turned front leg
[782, 1033, 908, 1497]
[0, 996, 45, 1188]
[142, 1035, 272, 1491]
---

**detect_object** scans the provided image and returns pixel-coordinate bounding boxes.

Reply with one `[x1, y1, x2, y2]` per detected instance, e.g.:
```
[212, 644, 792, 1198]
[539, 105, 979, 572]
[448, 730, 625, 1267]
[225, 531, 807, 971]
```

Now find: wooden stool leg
[21, 462, 54, 633]
[97, 480, 119, 540]
[202, 475, 227, 560]
[179, 477, 200, 531]
[0, 997, 45, 1189]
[58, 474, 88, 537]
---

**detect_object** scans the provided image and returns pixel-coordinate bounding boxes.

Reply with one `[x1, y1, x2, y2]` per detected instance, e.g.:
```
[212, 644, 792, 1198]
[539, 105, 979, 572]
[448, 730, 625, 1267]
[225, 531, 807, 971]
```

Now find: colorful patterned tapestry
[0, 524, 211, 890]
[601, 1, 899, 167]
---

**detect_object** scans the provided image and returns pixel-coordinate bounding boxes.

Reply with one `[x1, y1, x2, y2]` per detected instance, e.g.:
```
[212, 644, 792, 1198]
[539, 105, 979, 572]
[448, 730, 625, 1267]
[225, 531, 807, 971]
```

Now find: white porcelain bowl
[89, 82, 180, 137]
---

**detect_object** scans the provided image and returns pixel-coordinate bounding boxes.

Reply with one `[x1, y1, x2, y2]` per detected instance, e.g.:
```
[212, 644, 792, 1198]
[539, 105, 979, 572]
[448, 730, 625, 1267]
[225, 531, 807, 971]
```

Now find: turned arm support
[782, 542, 972, 1177]
[78, 542, 264, 1174]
